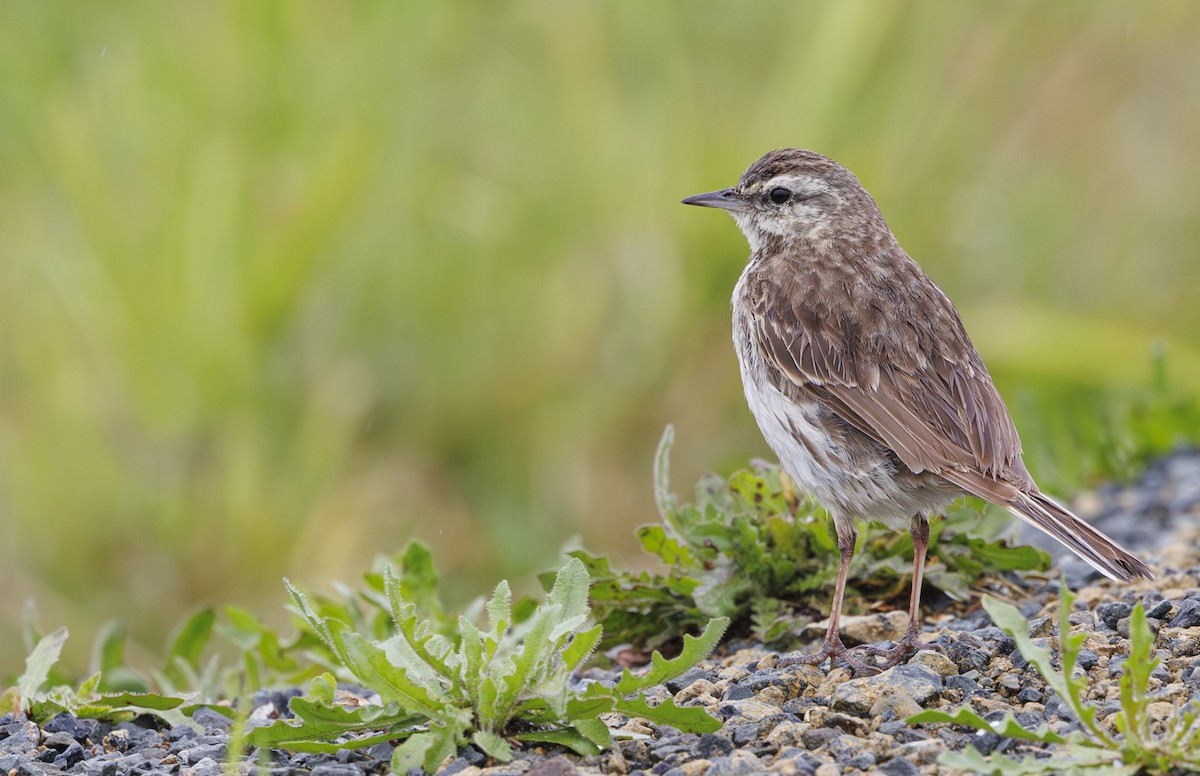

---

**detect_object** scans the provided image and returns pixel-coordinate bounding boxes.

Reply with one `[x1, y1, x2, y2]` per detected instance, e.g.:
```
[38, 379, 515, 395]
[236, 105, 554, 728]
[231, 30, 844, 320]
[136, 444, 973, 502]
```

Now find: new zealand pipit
[683, 149, 1153, 674]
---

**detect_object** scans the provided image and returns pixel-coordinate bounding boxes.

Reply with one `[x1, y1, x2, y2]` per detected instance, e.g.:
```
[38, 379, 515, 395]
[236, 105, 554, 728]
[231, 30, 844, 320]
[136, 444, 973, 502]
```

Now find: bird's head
[682, 148, 882, 252]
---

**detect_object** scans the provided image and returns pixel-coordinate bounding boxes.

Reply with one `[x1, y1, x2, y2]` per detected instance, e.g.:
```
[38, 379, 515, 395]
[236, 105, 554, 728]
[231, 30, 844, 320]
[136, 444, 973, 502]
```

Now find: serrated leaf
[339, 629, 446, 713]
[615, 617, 727, 694]
[309, 673, 337, 703]
[17, 626, 68, 707]
[637, 525, 692, 566]
[545, 558, 589, 624]
[982, 590, 1114, 747]
[560, 625, 602, 673]
[385, 567, 456, 685]
[90, 692, 186, 711]
[1115, 601, 1155, 747]
[245, 697, 418, 749]
[907, 707, 1064, 743]
[398, 541, 442, 618]
[486, 580, 512, 640]
[938, 746, 1054, 774]
[612, 695, 720, 732]
[548, 614, 588, 643]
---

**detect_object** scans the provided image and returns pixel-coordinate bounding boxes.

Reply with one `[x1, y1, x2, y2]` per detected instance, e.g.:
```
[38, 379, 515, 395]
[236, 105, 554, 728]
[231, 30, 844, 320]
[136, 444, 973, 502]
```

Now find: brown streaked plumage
[683, 148, 1153, 674]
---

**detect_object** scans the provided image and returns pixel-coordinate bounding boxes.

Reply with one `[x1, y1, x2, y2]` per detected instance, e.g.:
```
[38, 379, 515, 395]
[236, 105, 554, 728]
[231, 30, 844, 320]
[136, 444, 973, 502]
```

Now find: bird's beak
[681, 187, 747, 212]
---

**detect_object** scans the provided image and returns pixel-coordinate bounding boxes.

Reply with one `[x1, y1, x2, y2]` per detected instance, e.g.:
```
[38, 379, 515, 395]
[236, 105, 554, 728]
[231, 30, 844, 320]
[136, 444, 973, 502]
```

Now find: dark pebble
[183, 742, 227, 765]
[43, 713, 98, 742]
[729, 723, 758, 746]
[1096, 601, 1133, 630]
[1144, 598, 1173, 620]
[1026, 616, 1054, 638]
[1017, 687, 1043, 703]
[945, 674, 979, 697]
[463, 744, 488, 767]
[80, 755, 122, 776]
[166, 724, 199, 743]
[191, 706, 232, 733]
[365, 742, 394, 762]
[945, 635, 992, 674]
[826, 734, 865, 765]
[971, 627, 1016, 656]
[1168, 599, 1200, 629]
[800, 727, 837, 750]
[1076, 649, 1100, 670]
[721, 684, 755, 702]
[664, 667, 710, 694]
[56, 742, 86, 769]
[695, 732, 734, 758]
[879, 757, 922, 776]
[310, 766, 366, 776]
[193, 757, 225, 776]
[777, 751, 823, 776]
[847, 753, 876, 769]
[746, 671, 785, 692]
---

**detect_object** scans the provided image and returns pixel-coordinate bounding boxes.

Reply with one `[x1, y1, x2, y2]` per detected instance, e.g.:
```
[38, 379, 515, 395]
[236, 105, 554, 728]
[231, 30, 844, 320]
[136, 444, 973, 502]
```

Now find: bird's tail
[1006, 491, 1154, 582]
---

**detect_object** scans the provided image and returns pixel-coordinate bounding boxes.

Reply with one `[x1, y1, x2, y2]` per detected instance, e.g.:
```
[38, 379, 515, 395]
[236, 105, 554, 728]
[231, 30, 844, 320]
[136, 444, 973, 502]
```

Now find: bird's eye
[768, 187, 792, 205]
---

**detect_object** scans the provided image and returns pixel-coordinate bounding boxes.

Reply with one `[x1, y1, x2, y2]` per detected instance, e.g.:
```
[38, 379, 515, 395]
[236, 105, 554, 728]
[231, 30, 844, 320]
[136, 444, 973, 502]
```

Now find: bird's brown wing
[750, 274, 1032, 489]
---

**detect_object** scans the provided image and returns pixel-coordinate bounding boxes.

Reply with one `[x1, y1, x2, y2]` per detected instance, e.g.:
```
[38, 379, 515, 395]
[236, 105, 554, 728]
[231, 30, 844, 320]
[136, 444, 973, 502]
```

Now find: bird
[682, 148, 1154, 674]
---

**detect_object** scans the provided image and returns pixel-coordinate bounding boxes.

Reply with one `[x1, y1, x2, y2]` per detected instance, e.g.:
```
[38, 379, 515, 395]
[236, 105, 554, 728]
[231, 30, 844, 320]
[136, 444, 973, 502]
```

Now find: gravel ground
[3, 449, 1199, 776]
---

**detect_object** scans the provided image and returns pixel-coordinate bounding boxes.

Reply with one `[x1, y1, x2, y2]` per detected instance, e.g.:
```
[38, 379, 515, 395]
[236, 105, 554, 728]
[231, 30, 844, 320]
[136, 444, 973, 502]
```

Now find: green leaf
[571, 715, 613, 748]
[560, 625, 602, 673]
[545, 558, 589, 625]
[309, 673, 337, 703]
[1114, 601, 1155, 749]
[939, 745, 1140, 776]
[89, 692, 186, 711]
[339, 629, 447, 713]
[471, 729, 513, 762]
[17, 626, 68, 707]
[245, 696, 420, 749]
[908, 706, 1064, 743]
[0, 688, 19, 718]
[515, 727, 603, 756]
[653, 425, 677, 517]
[391, 732, 436, 773]
[982, 588, 1115, 747]
[485, 579, 512, 640]
[89, 619, 126, 679]
[166, 609, 214, 672]
[398, 541, 442, 618]
[612, 695, 720, 732]
[615, 617, 728, 694]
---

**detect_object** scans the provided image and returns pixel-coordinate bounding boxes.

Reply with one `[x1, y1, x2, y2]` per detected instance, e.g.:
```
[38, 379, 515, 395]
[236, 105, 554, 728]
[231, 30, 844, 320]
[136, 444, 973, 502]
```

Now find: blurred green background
[2, 2, 1199, 673]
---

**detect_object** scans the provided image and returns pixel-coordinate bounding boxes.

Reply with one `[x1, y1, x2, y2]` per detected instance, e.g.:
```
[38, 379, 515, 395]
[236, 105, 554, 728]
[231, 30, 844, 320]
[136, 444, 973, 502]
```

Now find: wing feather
[750, 271, 1030, 486]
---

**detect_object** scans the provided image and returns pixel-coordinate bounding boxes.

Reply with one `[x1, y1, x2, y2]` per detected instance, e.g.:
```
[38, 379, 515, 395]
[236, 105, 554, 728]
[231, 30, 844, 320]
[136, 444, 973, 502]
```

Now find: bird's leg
[860, 514, 940, 668]
[779, 526, 877, 675]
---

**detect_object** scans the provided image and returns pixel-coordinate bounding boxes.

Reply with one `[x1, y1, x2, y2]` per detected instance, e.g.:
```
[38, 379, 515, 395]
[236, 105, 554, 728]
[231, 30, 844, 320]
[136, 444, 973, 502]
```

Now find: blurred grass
[1, 2, 1199, 673]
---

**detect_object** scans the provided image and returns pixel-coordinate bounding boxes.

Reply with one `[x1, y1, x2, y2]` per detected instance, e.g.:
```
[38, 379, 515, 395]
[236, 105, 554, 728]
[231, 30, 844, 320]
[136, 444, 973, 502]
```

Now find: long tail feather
[1005, 491, 1154, 582]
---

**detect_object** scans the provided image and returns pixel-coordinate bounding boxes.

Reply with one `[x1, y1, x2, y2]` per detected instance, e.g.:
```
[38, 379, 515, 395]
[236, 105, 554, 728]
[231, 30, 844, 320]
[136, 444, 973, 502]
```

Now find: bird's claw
[779, 637, 880, 677]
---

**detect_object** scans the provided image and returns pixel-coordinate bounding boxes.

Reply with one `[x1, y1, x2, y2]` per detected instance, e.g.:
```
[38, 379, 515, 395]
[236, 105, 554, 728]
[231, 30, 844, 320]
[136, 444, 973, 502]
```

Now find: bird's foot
[857, 629, 944, 670]
[778, 636, 880, 677]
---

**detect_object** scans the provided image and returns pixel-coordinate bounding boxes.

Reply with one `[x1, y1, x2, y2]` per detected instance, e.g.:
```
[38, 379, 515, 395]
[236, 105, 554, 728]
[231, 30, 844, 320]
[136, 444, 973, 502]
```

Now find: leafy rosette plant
[249, 558, 728, 773]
